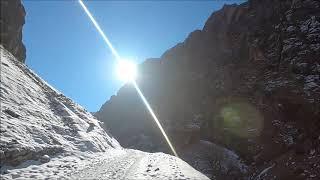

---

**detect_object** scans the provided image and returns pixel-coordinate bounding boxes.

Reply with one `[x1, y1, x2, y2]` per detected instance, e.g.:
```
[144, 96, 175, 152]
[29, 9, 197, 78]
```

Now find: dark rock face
[0, 0, 26, 63]
[96, 0, 320, 179]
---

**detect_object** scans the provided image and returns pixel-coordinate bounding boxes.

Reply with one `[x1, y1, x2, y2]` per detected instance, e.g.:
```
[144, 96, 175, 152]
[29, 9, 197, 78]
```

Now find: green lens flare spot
[220, 102, 263, 138]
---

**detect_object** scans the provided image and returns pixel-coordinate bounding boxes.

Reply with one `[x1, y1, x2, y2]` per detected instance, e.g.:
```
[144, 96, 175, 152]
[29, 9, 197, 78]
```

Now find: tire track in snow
[70, 151, 143, 179]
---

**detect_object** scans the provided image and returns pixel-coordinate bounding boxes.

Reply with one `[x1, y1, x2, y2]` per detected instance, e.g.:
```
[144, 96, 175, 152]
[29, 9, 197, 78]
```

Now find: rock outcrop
[96, 0, 320, 179]
[0, 0, 26, 63]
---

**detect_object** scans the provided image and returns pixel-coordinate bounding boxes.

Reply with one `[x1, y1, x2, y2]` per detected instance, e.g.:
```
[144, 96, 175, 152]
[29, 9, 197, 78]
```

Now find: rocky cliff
[96, 0, 320, 179]
[0, 0, 26, 63]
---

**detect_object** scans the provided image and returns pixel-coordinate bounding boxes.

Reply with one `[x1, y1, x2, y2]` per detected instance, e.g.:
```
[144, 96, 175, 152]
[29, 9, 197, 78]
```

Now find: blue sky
[23, 0, 242, 112]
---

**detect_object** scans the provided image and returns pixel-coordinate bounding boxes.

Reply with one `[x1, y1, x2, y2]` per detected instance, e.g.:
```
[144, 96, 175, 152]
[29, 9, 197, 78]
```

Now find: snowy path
[1, 149, 209, 179]
[72, 150, 144, 179]
[71, 150, 209, 180]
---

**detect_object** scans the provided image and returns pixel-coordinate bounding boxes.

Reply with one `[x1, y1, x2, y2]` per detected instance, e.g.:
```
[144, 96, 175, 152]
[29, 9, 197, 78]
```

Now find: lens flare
[220, 100, 263, 138]
[79, 0, 178, 157]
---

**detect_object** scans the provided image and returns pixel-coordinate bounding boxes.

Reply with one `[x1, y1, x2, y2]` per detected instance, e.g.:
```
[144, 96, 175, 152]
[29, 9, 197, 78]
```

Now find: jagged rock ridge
[96, 0, 320, 179]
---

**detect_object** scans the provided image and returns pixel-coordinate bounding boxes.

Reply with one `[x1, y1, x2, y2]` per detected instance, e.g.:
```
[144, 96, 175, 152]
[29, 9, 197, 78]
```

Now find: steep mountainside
[96, 0, 320, 179]
[0, 45, 118, 178]
[0, 45, 121, 166]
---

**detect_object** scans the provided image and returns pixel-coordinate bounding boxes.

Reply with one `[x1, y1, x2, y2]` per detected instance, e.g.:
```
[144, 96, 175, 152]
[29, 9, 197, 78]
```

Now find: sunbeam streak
[132, 81, 178, 157]
[78, 0, 178, 157]
[79, 0, 121, 60]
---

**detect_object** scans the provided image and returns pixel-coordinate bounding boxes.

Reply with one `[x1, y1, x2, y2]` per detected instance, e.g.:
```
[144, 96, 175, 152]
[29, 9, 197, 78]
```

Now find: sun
[116, 59, 137, 82]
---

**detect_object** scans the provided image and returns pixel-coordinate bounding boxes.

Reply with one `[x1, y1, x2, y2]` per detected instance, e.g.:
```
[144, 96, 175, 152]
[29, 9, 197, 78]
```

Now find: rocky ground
[0, 46, 209, 179]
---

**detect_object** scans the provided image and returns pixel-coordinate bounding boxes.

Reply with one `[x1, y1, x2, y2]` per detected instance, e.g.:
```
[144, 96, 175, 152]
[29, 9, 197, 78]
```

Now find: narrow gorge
[1, 0, 319, 179]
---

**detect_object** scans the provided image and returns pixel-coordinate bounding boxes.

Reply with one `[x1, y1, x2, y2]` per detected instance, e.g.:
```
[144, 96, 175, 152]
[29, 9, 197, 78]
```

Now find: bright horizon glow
[116, 60, 137, 82]
[79, 0, 178, 157]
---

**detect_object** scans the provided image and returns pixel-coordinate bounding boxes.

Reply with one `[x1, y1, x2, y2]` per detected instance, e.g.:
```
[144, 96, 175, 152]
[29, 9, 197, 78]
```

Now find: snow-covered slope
[0, 45, 121, 166]
[0, 46, 209, 179]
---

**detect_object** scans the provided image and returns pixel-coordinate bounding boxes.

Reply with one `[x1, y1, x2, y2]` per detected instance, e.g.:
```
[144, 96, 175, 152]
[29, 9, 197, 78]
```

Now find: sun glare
[79, 0, 178, 157]
[116, 60, 137, 82]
